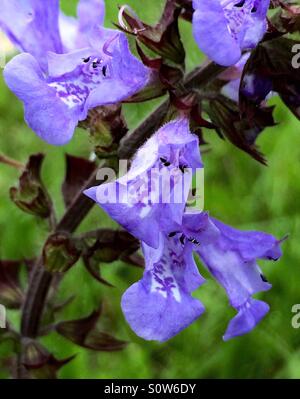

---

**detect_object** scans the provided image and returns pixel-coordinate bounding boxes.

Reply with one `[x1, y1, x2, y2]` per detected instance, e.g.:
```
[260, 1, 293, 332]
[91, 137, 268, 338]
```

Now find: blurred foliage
[0, 0, 300, 379]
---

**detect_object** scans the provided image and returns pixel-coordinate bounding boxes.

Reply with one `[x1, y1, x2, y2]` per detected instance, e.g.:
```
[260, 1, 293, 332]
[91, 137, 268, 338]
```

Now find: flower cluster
[85, 118, 282, 341]
[0, 0, 272, 145]
[0, 0, 285, 345]
[2, 0, 149, 145]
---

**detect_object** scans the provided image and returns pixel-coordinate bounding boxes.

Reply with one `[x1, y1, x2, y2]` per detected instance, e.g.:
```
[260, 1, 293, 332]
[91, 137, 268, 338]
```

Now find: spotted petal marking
[150, 237, 185, 302]
[121, 234, 205, 342]
[48, 55, 109, 110]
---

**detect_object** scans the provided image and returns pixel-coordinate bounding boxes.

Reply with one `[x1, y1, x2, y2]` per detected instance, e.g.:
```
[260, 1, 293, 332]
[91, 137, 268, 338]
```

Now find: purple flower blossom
[85, 116, 283, 341]
[4, 33, 148, 145]
[2, 0, 149, 145]
[84, 119, 203, 248]
[121, 232, 206, 342]
[122, 211, 282, 342]
[192, 0, 270, 66]
[194, 216, 282, 341]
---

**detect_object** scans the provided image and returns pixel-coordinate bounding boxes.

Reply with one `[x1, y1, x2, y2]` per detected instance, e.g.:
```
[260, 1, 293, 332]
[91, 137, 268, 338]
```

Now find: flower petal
[211, 218, 282, 261]
[196, 215, 282, 340]
[198, 245, 272, 308]
[192, 0, 241, 66]
[77, 0, 105, 34]
[221, 53, 250, 101]
[86, 31, 150, 108]
[84, 119, 202, 248]
[192, 0, 270, 66]
[4, 53, 78, 145]
[121, 235, 205, 341]
[223, 298, 269, 341]
[182, 211, 220, 244]
[0, 0, 63, 71]
[59, 0, 105, 51]
[243, 0, 269, 49]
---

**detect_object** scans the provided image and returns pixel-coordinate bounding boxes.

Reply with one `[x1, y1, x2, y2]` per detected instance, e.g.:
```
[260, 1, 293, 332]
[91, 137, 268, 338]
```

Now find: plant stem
[21, 171, 99, 338]
[19, 60, 225, 353]
[0, 153, 25, 170]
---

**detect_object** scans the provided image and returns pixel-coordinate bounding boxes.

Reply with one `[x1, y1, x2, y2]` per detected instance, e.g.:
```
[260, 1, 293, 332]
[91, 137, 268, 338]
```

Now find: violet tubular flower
[121, 212, 221, 342]
[192, 0, 270, 66]
[84, 113, 283, 342]
[193, 216, 283, 341]
[121, 233, 206, 342]
[122, 209, 282, 342]
[2, 0, 150, 145]
[84, 119, 203, 248]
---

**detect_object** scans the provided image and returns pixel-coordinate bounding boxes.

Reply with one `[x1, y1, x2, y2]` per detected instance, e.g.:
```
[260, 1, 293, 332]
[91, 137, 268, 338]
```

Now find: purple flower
[0, 0, 106, 70]
[121, 232, 206, 342]
[2, 0, 149, 145]
[85, 114, 283, 341]
[4, 37, 148, 146]
[84, 119, 203, 248]
[194, 216, 282, 341]
[192, 0, 270, 66]
[122, 211, 282, 342]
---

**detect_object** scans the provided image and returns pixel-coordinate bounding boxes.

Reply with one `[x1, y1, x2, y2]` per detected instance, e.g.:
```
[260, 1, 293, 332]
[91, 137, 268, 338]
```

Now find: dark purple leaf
[56, 308, 127, 352]
[79, 105, 128, 155]
[22, 340, 75, 379]
[0, 260, 23, 308]
[62, 155, 96, 208]
[10, 154, 53, 219]
[240, 37, 300, 122]
[43, 232, 81, 273]
[81, 229, 142, 286]
[207, 96, 275, 164]
[117, 0, 185, 65]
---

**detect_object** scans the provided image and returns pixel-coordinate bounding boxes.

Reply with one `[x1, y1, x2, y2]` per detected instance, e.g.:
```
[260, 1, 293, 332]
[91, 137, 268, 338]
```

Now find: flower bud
[10, 154, 52, 219]
[23, 339, 75, 379]
[43, 232, 81, 273]
[80, 105, 128, 155]
[0, 260, 23, 309]
[56, 308, 127, 352]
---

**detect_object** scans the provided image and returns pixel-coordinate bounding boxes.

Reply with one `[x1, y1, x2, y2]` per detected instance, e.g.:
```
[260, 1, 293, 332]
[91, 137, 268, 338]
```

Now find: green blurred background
[1, 0, 300, 379]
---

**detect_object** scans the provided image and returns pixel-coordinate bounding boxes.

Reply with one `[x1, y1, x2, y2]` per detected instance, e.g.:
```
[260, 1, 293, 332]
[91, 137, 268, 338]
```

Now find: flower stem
[21, 170, 99, 338]
[0, 153, 24, 170]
